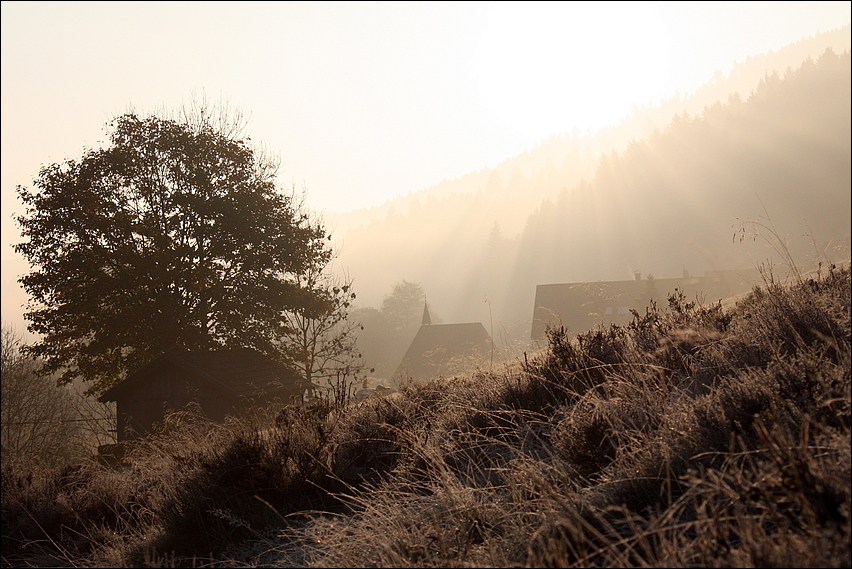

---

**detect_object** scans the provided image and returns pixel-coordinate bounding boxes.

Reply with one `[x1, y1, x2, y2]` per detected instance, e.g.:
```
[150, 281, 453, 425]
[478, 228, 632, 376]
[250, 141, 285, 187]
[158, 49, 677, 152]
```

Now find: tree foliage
[380, 280, 427, 334]
[15, 105, 332, 393]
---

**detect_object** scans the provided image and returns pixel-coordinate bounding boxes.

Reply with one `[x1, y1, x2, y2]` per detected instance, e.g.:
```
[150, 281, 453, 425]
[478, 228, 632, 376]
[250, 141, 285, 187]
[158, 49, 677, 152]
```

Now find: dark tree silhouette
[15, 104, 331, 394]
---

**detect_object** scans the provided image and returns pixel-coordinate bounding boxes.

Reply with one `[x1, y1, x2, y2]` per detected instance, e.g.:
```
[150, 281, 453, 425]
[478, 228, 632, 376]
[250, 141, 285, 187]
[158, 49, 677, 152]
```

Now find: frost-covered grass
[3, 266, 849, 567]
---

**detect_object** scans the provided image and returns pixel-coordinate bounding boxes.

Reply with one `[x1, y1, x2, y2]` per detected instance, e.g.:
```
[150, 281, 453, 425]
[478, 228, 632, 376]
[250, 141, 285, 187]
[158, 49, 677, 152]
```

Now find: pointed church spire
[422, 300, 432, 325]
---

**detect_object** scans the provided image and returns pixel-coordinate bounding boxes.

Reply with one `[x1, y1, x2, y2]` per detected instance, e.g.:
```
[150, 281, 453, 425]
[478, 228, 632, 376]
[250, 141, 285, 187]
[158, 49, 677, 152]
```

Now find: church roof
[394, 322, 492, 381]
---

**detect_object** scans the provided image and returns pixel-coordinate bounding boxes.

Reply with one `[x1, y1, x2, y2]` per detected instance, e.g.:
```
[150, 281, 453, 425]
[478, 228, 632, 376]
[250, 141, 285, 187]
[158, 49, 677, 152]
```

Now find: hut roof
[98, 348, 303, 403]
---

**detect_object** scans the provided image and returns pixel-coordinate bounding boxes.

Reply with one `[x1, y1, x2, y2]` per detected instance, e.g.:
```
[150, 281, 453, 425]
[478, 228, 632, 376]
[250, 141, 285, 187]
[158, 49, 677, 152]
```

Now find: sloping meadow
[2, 266, 850, 567]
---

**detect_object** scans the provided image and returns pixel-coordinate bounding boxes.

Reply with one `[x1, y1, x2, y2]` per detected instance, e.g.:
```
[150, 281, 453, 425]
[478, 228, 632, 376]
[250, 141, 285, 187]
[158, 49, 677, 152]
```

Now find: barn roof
[394, 322, 492, 381]
[530, 268, 761, 342]
[98, 348, 304, 403]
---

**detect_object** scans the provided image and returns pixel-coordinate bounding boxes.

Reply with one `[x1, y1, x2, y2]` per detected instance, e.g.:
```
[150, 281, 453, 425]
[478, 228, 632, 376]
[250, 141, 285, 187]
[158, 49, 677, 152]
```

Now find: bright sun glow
[474, 3, 671, 143]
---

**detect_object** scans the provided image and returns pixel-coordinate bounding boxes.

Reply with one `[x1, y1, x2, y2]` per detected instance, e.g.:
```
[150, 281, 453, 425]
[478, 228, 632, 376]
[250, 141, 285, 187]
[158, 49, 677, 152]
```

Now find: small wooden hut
[98, 348, 306, 441]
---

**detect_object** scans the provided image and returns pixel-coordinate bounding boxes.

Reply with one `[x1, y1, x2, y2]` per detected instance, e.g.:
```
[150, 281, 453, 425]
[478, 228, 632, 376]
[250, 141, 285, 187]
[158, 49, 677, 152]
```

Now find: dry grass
[2, 265, 849, 567]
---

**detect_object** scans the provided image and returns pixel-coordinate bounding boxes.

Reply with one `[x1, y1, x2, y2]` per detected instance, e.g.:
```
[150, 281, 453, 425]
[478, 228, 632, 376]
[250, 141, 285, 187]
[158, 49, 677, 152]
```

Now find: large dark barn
[530, 269, 761, 343]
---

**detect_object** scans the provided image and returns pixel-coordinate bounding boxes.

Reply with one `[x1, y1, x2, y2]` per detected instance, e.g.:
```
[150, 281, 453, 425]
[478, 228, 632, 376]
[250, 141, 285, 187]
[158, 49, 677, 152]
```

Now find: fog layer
[332, 30, 851, 378]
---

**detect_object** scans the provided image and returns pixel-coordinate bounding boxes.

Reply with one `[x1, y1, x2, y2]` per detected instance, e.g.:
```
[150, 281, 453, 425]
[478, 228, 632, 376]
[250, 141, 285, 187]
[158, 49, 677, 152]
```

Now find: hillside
[500, 47, 851, 323]
[2, 265, 849, 567]
[326, 27, 851, 358]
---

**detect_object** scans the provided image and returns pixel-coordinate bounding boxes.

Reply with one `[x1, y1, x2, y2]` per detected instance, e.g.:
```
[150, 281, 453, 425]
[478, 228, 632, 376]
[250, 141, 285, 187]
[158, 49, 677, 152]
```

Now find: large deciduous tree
[15, 105, 332, 394]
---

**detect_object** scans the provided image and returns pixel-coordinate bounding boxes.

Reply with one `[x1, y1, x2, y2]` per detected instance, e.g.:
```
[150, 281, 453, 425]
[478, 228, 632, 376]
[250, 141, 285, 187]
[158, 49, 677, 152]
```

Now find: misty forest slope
[332, 29, 851, 346]
[504, 48, 851, 317]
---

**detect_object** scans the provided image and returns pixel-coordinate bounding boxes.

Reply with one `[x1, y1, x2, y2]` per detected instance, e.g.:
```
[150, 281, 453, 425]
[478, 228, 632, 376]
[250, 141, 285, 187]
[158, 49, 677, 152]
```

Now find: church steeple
[421, 300, 432, 325]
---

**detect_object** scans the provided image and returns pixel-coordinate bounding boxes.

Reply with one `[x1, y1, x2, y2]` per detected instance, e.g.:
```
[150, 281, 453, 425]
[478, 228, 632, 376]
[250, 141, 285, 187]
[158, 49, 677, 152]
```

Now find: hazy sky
[2, 1, 850, 334]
